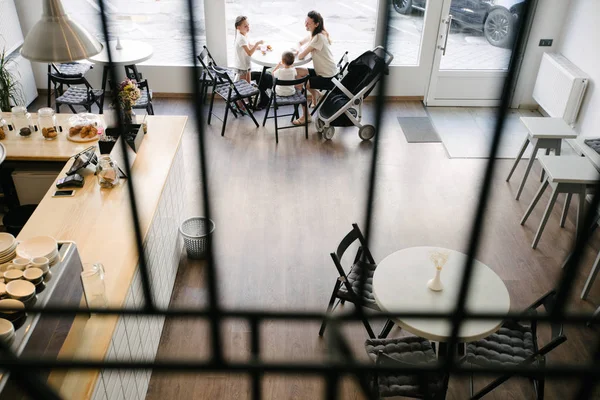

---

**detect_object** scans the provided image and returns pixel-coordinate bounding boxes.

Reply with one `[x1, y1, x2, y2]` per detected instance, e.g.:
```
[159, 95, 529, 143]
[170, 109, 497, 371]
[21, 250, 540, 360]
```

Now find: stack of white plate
[0, 233, 17, 264]
[16, 236, 59, 266]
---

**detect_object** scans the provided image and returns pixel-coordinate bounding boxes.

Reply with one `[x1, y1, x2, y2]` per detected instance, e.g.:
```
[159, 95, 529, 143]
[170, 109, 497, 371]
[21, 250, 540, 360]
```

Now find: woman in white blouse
[293, 10, 338, 126]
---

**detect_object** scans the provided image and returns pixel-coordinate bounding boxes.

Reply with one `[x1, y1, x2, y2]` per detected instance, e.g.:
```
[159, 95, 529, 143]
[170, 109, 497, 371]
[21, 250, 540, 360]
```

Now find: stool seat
[507, 117, 578, 201]
[521, 117, 577, 139]
[539, 155, 600, 183]
[521, 156, 599, 249]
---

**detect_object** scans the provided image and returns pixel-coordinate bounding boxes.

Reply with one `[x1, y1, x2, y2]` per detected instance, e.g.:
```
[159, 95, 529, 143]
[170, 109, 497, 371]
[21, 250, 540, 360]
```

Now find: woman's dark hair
[307, 10, 324, 37]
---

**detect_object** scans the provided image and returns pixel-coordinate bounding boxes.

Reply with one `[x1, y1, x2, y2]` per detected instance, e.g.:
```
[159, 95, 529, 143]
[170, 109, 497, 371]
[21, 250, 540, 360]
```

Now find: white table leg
[532, 184, 560, 249]
[560, 193, 572, 228]
[507, 136, 530, 182]
[516, 141, 541, 201]
[521, 179, 549, 225]
[577, 186, 587, 242]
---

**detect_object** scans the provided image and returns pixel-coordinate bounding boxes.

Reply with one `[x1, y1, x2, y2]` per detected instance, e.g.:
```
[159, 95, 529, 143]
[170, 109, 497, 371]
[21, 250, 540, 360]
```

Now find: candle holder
[428, 250, 450, 292]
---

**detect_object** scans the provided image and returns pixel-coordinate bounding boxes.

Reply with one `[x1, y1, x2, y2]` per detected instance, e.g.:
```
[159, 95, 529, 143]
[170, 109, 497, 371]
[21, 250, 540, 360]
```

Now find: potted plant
[0, 47, 24, 112]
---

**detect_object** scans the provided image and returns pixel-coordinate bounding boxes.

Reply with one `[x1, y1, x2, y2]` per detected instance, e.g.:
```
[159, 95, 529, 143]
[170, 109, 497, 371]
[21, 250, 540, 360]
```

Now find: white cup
[23, 267, 43, 285]
[3, 269, 23, 282]
[0, 318, 14, 340]
[10, 258, 30, 271]
[31, 257, 49, 274]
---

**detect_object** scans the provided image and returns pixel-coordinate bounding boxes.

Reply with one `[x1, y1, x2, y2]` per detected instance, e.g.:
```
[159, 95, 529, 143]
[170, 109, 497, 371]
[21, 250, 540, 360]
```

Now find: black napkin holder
[99, 124, 144, 154]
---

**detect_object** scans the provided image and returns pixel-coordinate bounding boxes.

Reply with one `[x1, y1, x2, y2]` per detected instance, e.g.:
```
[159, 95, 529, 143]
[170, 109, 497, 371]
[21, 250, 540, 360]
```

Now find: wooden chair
[48, 73, 104, 114]
[262, 75, 309, 144]
[207, 66, 259, 137]
[319, 223, 394, 339]
[467, 290, 567, 400]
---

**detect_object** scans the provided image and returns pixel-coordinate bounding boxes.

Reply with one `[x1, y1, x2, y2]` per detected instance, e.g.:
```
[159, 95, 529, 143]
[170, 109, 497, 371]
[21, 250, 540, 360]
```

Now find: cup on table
[23, 267, 43, 285]
[9, 258, 31, 271]
[0, 318, 14, 342]
[3, 269, 23, 282]
[31, 257, 49, 274]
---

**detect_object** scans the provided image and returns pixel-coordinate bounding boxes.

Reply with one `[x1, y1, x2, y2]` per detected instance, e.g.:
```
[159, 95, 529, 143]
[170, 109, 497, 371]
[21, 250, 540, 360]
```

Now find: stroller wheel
[358, 125, 376, 140]
[323, 126, 335, 140]
[315, 118, 325, 133]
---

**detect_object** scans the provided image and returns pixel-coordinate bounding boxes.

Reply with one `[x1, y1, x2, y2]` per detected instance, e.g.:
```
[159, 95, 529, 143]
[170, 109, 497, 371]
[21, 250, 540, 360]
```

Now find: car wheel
[393, 0, 413, 15]
[484, 8, 516, 48]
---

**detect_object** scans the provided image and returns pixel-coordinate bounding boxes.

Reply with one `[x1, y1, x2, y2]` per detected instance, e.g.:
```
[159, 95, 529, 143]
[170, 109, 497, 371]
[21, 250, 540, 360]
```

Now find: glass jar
[96, 155, 120, 188]
[11, 106, 35, 137]
[0, 117, 8, 140]
[81, 263, 107, 309]
[38, 108, 58, 140]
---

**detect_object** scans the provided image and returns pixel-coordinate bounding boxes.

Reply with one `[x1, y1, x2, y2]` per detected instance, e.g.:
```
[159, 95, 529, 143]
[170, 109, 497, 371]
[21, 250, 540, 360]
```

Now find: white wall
[511, 0, 573, 108]
[556, 0, 599, 137]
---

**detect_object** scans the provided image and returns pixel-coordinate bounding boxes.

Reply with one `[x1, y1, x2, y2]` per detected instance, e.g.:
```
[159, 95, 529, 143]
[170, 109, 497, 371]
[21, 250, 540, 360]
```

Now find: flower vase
[122, 108, 135, 126]
[427, 269, 444, 291]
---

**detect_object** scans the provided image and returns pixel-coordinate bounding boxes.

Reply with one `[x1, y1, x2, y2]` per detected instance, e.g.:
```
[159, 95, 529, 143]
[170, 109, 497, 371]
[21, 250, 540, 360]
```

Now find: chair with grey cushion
[318, 223, 394, 339]
[365, 336, 448, 399]
[47, 63, 93, 107]
[207, 66, 259, 137]
[131, 79, 155, 115]
[467, 289, 566, 400]
[262, 75, 309, 143]
[49, 73, 104, 114]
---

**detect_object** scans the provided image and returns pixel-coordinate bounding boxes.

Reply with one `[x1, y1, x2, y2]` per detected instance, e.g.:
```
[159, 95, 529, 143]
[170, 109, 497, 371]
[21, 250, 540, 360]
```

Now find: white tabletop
[250, 42, 312, 68]
[521, 117, 577, 139]
[538, 155, 600, 184]
[88, 40, 153, 66]
[373, 246, 510, 343]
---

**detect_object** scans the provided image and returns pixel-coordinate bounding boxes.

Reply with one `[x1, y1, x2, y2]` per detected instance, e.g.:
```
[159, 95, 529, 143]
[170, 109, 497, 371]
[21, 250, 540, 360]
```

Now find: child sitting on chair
[271, 51, 297, 97]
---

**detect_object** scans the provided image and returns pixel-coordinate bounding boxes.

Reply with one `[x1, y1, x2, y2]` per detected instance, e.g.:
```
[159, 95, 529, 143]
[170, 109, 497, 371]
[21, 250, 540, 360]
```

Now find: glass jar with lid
[81, 263, 108, 310]
[11, 106, 35, 137]
[0, 117, 9, 140]
[37, 108, 58, 140]
[96, 155, 120, 188]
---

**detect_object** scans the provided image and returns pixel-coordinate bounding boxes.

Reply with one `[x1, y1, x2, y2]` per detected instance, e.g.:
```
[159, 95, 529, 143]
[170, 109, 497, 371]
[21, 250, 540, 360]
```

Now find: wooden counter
[0, 113, 101, 161]
[15, 115, 188, 399]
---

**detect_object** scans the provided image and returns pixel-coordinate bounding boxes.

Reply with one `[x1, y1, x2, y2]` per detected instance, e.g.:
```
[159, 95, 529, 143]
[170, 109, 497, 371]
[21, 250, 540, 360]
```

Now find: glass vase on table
[81, 263, 108, 313]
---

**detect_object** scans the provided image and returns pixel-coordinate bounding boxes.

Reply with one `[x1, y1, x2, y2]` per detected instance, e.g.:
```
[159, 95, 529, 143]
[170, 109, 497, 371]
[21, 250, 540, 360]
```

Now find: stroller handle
[372, 46, 394, 66]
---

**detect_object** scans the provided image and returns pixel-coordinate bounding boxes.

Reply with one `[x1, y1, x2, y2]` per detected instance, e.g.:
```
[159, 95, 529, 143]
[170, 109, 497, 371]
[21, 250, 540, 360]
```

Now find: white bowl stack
[0, 233, 17, 264]
[16, 236, 59, 266]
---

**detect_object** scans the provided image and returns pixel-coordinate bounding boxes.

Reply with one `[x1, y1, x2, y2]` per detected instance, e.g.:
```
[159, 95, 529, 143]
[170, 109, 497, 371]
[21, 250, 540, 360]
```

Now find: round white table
[373, 246, 510, 343]
[88, 40, 154, 109]
[250, 42, 312, 68]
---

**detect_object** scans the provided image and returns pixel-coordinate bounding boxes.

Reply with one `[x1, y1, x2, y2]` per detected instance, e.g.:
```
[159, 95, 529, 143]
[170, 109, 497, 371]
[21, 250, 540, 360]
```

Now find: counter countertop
[15, 115, 187, 398]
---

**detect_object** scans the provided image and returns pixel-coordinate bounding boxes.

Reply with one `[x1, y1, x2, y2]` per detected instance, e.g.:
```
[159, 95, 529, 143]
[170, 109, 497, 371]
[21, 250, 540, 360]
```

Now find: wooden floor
[35, 97, 600, 399]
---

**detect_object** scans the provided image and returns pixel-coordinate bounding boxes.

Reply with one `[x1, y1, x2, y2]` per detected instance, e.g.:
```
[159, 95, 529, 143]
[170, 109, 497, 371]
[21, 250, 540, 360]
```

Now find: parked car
[392, 0, 524, 48]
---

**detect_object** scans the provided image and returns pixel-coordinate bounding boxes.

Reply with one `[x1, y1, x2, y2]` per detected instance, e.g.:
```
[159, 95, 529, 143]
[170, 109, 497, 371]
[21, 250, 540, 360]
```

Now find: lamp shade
[20, 0, 103, 63]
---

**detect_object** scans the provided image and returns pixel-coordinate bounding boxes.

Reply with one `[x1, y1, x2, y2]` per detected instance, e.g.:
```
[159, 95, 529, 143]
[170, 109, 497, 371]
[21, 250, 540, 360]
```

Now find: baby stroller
[314, 46, 393, 140]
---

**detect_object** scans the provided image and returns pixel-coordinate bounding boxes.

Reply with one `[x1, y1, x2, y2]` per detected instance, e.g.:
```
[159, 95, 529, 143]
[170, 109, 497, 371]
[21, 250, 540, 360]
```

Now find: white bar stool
[520, 155, 599, 249]
[507, 117, 577, 200]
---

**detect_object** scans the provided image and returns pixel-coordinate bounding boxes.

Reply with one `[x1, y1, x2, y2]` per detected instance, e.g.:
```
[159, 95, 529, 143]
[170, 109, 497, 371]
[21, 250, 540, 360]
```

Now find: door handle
[437, 15, 453, 56]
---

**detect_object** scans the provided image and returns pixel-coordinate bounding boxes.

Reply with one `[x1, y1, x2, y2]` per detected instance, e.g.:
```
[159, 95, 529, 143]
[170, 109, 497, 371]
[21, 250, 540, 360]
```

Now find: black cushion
[214, 81, 259, 101]
[337, 260, 379, 310]
[274, 90, 306, 106]
[365, 336, 444, 398]
[466, 322, 535, 367]
[56, 87, 103, 105]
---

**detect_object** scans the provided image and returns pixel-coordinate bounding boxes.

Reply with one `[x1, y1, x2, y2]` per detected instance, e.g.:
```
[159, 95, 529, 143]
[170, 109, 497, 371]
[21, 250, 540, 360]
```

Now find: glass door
[425, 0, 524, 106]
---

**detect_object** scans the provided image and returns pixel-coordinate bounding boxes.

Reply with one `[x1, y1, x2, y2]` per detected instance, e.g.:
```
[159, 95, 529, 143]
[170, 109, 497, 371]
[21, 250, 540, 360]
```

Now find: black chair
[319, 223, 394, 339]
[467, 290, 567, 400]
[310, 51, 350, 116]
[197, 46, 235, 103]
[262, 75, 309, 144]
[130, 79, 155, 115]
[207, 66, 260, 137]
[48, 73, 104, 114]
[124, 64, 143, 81]
[47, 63, 93, 107]
[365, 336, 448, 399]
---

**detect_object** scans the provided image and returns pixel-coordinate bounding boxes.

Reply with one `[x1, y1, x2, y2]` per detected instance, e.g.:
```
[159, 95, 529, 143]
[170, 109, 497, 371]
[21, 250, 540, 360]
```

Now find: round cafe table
[373, 246, 510, 346]
[88, 40, 154, 109]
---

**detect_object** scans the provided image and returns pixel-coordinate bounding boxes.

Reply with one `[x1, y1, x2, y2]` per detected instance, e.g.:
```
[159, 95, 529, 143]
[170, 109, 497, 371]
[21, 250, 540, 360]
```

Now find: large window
[62, 0, 205, 66]
[388, 1, 426, 65]
[225, 0, 379, 69]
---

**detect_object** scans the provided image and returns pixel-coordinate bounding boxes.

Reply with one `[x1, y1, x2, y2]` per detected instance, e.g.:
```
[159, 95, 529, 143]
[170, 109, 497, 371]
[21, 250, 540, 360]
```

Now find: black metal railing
[0, 0, 598, 399]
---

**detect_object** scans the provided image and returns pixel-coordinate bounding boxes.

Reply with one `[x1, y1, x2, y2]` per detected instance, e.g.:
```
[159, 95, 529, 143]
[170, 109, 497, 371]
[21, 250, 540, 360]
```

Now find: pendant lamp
[20, 0, 103, 62]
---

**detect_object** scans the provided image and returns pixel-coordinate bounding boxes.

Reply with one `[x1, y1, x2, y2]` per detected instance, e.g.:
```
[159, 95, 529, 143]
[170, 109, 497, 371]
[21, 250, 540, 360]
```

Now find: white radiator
[532, 52, 589, 126]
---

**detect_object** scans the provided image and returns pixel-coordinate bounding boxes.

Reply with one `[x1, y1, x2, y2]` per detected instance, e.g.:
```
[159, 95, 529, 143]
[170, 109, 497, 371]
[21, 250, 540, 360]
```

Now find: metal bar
[184, 0, 223, 363]
[250, 318, 261, 400]
[97, 0, 155, 311]
[444, 0, 537, 370]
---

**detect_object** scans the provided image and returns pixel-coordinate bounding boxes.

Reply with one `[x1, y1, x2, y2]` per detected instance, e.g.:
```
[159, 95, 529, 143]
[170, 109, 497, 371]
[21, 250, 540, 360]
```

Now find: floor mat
[398, 117, 441, 143]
